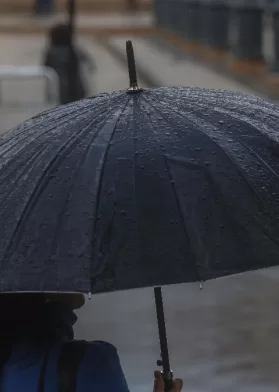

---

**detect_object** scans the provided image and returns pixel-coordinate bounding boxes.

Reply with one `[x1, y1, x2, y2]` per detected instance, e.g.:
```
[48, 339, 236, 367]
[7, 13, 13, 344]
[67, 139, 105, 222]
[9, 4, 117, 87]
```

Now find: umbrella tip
[126, 40, 143, 94]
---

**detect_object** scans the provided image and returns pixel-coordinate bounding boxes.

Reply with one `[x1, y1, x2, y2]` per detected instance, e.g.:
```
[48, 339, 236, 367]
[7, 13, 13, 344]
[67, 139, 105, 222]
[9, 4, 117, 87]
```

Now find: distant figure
[34, 0, 54, 15]
[43, 24, 96, 105]
[127, 0, 138, 11]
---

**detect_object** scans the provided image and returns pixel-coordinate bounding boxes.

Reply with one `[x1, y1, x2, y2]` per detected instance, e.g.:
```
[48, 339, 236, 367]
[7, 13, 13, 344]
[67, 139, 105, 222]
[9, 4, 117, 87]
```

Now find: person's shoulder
[82, 340, 118, 356]
[77, 341, 130, 391]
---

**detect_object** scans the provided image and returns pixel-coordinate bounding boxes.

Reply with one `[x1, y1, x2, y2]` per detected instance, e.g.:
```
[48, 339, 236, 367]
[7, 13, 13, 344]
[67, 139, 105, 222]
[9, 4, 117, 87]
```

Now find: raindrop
[219, 120, 224, 124]
[194, 148, 202, 152]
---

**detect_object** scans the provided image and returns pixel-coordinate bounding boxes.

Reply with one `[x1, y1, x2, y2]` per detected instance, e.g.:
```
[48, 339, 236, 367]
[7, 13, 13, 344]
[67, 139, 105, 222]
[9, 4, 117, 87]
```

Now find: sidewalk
[0, 34, 148, 131]
[0, 12, 155, 35]
[107, 37, 263, 96]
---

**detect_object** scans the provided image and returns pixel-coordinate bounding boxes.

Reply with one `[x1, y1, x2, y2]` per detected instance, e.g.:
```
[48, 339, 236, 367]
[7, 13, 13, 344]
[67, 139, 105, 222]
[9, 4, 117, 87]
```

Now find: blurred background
[2, 0, 279, 390]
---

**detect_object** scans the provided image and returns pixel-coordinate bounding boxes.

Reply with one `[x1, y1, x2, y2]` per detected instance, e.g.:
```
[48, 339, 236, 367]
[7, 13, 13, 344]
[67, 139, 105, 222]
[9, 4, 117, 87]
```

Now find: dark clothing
[34, 0, 54, 15]
[0, 301, 130, 392]
[44, 45, 94, 105]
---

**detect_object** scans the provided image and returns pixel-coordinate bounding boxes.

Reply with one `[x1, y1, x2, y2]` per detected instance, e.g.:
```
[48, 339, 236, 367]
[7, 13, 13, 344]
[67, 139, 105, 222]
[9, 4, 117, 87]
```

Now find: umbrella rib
[0, 106, 109, 208]
[139, 96, 203, 283]
[147, 96, 279, 247]
[142, 96, 253, 271]
[47, 112, 117, 268]
[176, 109, 279, 236]
[0, 100, 111, 151]
[89, 99, 130, 292]
[0, 106, 94, 159]
[1, 110, 109, 263]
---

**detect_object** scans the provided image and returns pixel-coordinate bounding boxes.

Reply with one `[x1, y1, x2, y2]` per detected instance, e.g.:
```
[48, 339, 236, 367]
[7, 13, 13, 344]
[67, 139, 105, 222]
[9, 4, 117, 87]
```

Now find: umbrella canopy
[1, 41, 279, 389]
[1, 86, 279, 293]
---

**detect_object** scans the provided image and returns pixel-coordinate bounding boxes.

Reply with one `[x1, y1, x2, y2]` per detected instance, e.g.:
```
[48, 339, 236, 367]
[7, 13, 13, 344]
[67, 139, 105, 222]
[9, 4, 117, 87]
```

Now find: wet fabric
[1, 341, 129, 392]
[0, 302, 129, 392]
[0, 87, 279, 293]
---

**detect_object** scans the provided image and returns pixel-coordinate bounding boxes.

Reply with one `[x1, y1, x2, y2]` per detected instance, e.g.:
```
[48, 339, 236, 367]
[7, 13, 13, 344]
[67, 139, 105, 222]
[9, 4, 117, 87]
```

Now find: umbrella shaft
[154, 287, 172, 379]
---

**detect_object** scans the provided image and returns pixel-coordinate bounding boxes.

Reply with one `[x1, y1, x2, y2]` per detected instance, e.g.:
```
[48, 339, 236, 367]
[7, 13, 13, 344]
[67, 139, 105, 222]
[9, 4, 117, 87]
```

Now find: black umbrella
[1, 41, 279, 390]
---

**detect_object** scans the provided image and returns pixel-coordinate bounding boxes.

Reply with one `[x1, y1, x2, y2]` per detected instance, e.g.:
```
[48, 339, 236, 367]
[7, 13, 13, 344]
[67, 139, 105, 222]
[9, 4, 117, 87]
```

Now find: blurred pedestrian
[34, 0, 54, 16]
[43, 23, 96, 105]
[127, 0, 139, 12]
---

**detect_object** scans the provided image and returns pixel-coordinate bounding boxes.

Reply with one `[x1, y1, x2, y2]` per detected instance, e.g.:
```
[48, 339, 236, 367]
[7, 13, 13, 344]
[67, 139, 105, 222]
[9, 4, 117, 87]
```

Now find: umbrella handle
[154, 287, 173, 392]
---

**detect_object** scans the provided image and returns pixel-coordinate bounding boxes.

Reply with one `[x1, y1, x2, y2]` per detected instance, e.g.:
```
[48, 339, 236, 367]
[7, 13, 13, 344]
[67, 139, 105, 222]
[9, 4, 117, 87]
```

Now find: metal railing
[0, 65, 59, 106]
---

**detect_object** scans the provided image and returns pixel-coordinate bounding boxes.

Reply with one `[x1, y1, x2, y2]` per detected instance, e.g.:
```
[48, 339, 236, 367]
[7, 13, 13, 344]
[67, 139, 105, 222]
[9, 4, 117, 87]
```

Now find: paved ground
[2, 33, 279, 392]
[0, 12, 153, 29]
[108, 37, 263, 95]
[0, 35, 148, 131]
[75, 268, 279, 392]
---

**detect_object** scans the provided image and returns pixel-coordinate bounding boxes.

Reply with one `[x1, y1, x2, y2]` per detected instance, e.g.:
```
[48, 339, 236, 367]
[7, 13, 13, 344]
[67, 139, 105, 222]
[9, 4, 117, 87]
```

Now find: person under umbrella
[0, 292, 183, 392]
[1, 41, 279, 391]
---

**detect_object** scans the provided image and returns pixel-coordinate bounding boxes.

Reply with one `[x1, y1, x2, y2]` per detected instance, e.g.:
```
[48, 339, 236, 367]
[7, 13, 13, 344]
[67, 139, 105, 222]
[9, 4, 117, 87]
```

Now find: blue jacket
[0, 302, 130, 392]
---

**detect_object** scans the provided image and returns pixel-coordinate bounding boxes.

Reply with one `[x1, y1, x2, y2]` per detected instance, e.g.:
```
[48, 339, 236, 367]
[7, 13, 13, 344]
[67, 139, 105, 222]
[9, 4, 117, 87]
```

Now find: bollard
[153, 0, 160, 26]
[183, 0, 202, 42]
[176, 0, 186, 36]
[269, 0, 279, 71]
[160, 0, 169, 28]
[165, 0, 173, 31]
[172, 0, 183, 34]
[205, 0, 231, 50]
[230, 0, 265, 61]
[200, 0, 212, 45]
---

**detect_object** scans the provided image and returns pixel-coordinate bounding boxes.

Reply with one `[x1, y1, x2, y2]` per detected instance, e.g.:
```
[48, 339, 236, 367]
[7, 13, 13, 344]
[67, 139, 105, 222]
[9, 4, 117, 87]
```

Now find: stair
[0, 0, 151, 13]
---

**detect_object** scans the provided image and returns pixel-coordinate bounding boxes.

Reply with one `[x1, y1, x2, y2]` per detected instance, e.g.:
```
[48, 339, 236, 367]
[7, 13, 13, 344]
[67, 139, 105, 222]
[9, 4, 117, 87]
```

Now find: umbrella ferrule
[126, 40, 143, 94]
[127, 85, 143, 94]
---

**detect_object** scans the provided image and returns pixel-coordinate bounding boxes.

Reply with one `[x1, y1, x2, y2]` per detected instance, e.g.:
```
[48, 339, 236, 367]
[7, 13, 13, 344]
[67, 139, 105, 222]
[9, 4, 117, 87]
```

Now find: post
[231, 0, 265, 61]
[184, 0, 202, 42]
[200, 0, 211, 45]
[270, 1, 279, 72]
[206, 0, 230, 50]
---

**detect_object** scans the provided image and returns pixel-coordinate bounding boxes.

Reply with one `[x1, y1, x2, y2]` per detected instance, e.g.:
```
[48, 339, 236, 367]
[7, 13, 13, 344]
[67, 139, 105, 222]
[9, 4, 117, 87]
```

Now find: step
[0, 12, 156, 36]
[0, 0, 151, 13]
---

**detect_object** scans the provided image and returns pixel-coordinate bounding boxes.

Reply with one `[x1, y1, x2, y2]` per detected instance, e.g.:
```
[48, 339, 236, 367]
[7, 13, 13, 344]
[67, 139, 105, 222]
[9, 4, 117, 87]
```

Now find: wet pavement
[0, 35, 148, 131]
[75, 268, 279, 391]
